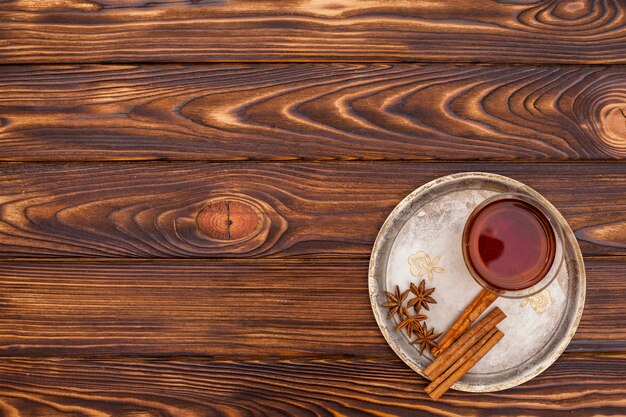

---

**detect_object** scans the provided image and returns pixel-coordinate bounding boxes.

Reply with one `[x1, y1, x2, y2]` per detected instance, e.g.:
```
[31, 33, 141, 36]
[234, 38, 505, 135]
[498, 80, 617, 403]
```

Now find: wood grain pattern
[0, 355, 623, 416]
[0, 162, 625, 258]
[3, 0, 624, 414]
[1, 64, 626, 161]
[0, 259, 622, 357]
[2, 0, 626, 64]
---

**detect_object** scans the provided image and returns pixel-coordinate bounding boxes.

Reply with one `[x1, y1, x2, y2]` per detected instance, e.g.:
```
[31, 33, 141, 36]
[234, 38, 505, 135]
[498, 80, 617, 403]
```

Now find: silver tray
[369, 172, 585, 392]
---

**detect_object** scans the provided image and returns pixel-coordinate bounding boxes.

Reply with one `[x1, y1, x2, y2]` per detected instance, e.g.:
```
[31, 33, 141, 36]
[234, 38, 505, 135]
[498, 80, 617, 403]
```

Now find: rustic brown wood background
[1, 0, 626, 415]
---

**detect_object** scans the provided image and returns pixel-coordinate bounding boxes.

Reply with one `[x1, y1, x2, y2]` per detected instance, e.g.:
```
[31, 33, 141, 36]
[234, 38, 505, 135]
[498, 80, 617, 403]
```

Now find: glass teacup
[462, 193, 564, 299]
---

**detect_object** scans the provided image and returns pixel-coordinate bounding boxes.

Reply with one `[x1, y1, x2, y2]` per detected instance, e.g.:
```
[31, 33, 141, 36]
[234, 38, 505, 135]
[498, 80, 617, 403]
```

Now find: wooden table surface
[1, 1, 626, 415]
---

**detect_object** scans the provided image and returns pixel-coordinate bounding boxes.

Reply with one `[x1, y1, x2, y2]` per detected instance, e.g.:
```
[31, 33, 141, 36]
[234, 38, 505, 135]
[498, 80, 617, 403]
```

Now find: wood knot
[196, 199, 261, 241]
[574, 72, 626, 156]
[551, 0, 590, 20]
[600, 105, 626, 149]
[520, 0, 612, 30]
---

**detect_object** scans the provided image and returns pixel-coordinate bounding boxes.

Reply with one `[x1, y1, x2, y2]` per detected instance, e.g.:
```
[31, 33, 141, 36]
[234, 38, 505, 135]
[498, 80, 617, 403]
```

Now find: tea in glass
[463, 196, 557, 292]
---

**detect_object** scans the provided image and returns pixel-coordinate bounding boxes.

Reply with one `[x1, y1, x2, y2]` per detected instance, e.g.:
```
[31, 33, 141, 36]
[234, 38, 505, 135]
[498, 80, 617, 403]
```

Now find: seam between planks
[3, 160, 626, 165]
[0, 351, 621, 362]
[1, 61, 626, 66]
[0, 255, 625, 263]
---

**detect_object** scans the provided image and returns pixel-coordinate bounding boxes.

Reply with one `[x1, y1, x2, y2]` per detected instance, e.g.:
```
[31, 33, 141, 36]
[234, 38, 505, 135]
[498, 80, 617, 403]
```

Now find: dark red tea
[463, 198, 556, 291]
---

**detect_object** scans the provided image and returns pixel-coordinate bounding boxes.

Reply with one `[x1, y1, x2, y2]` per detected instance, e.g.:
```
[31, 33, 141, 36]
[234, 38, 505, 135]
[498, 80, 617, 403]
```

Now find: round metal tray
[369, 172, 585, 392]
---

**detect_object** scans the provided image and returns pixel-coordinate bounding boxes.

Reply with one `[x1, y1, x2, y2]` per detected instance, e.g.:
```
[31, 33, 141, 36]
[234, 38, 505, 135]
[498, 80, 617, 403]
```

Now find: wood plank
[0, 162, 625, 258]
[2, 65, 626, 162]
[0, 355, 623, 416]
[2, 0, 626, 64]
[0, 259, 622, 357]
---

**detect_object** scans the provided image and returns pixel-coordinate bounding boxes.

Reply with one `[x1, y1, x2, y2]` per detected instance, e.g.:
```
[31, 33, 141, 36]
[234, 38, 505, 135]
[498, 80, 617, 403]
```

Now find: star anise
[412, 322, 441, 355]
[407, 279, 436, 313]
[382, 285, 410, 319]
[397, 308, 427, 337]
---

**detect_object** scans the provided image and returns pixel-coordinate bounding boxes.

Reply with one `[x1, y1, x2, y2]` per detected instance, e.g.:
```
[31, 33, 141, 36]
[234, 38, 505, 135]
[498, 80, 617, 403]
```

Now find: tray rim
[368, 172, 586, 392]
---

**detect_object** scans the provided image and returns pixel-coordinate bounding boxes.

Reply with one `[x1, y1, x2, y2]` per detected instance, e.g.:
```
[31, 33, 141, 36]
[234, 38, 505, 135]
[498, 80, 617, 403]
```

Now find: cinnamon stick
[424, 306, 505, 380]
[431, 288, 497, 356]
[425, 327, 499, 395]
[426, 329, 505, 400]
